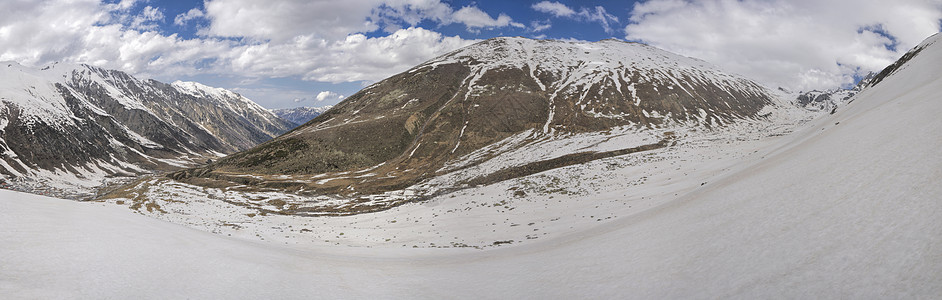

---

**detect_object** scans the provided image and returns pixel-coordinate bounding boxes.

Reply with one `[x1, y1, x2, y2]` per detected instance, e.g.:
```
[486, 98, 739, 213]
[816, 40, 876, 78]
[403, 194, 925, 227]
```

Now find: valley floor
[101, 124, 799, 250]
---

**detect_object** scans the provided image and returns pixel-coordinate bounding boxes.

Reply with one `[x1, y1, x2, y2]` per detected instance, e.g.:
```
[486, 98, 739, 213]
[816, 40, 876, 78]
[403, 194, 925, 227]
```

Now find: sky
[1, 0, 940, 109]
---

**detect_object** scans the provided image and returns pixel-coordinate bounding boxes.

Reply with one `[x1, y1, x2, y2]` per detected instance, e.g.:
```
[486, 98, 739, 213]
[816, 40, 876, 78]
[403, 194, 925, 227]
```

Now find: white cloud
[530, 20, 552, 32]
[200, 0, 520, 41]
[580, 7, 618, 34]
[373, 0, 455, 30]
[451, 6, 524, 30]
[531, 1, 619, 34]
[373, 1, 524, 32]
[625, 0, 942, 91]
[105, 0, 138, 11]
[202, 0, 382, 42]
[174, 8, 204, 26]
[0, 1, 123, 66]
[532, 1, 576, 17]
[127, 6, 165, 31]
[315, 91, 341, 102]
[224, 27, 476, 83]
[0, 1, 480, 85]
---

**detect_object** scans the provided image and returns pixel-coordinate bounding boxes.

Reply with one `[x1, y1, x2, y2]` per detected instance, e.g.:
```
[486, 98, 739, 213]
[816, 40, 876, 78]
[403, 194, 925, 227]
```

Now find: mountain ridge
[0, 61, 295, 197]
[167, 36, 808, 213]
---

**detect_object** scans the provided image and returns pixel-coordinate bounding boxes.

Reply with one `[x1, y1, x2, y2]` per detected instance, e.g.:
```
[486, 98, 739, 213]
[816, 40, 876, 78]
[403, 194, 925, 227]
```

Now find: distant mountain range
[794, 73, 875, 113]
[271, 106, 333, 127]
[0, 62, 294, 197]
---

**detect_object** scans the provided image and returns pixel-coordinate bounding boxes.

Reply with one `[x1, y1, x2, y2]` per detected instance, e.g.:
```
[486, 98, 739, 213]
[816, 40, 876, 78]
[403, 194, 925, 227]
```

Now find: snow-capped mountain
[52, 33, 942, 298]
[0, 62, 294, 197]
[168, 37, 810, 213]
[796, 89, 855, 112]
[794, 72, 875, 112]
[271, 105, 333, 127]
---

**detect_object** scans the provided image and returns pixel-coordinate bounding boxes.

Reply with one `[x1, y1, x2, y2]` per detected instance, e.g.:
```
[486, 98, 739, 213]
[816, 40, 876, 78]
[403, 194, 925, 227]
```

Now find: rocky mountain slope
[271, 105, 333, 127]
[0, 62, 294, 197]
[168, 37, 808, 213]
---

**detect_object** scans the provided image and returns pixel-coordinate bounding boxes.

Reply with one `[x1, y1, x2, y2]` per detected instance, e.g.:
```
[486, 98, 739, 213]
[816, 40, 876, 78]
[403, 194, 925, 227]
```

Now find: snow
[0, 62, 76, 129]
[4, 62, 941, 296]
[3, 34, 942, 299]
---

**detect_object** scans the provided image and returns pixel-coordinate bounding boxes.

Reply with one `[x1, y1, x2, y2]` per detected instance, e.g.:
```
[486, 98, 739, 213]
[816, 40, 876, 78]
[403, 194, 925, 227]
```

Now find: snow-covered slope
[4, 33, 942, 298]
[0, 62, 294, 197]
[271, 105, 333, 127]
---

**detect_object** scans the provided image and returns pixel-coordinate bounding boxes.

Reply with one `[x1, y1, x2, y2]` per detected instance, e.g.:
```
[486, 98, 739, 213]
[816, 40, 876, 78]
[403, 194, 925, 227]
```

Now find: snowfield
[3, 34, 942, 298]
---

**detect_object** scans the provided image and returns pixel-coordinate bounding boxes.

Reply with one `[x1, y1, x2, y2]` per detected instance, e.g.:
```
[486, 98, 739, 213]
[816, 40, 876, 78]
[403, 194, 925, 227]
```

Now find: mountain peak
[173, 36, 785, 211]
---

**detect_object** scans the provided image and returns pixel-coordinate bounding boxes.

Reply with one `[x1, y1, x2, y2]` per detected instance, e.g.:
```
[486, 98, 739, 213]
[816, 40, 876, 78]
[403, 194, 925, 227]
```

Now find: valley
[4, 35, 940, 296]
[1, 4, 940, 295]
[94, 100, 814, 249]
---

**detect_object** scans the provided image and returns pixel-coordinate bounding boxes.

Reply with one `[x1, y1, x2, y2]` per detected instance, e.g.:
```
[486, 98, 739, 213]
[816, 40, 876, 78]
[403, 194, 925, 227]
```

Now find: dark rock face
[797, 91, 832, 107]
[867, 45, 925, 88]
[0, 62, 294, 190]
[176, 37, 780, 197]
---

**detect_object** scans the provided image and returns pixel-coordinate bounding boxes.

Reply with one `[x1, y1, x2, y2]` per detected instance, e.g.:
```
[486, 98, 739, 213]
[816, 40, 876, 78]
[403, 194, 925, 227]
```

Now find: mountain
[794, 72, 875, 112]
[0, 62, 294, 197]
[9, 33, 942, 299]
[271, 106, 333, 127]
[169, 37, 805, 212]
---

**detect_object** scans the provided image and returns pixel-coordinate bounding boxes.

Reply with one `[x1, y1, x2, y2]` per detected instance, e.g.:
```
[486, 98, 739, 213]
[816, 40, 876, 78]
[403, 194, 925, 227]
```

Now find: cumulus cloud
[452, 6, 524, 30]
[289, 91, 345, 104]
[201, 0, 381, 42]
[531, 1, 620, 33]
[174, 8, 204, 26]
[372, 1, 524, 33]
[530, 20, 552, 32]
[200, 0, 519, 42]
[105, 0, 139, 11]
[221, 27, 475, 83]
[127, 6, 164, 31]
[315, 91, 342, 102]
[625, 0, 942, 91]
[0, 0, 481, 85]
[532, 1, 576, 17]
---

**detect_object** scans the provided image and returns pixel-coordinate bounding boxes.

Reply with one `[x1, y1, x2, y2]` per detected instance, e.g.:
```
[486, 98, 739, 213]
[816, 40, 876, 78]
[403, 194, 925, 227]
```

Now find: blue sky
[1, 0, 941, 109]
[160, 0, 643, 108]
